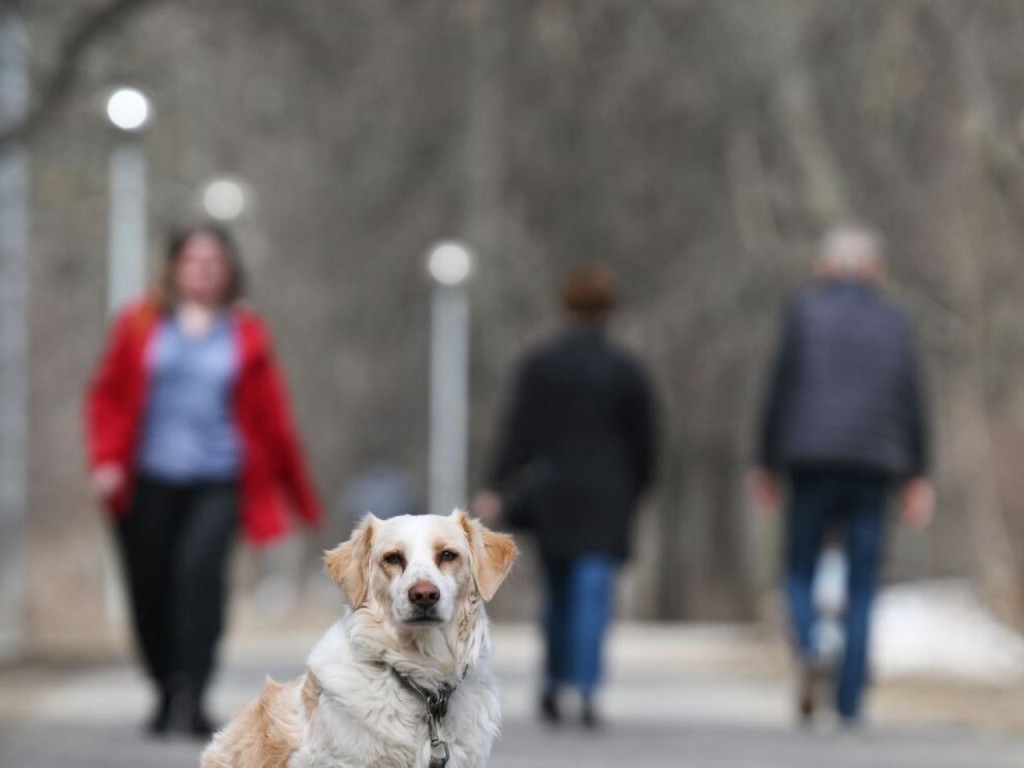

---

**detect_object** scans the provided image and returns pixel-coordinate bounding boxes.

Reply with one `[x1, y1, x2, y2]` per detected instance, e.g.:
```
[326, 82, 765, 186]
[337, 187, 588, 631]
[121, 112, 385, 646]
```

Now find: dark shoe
[189, 709, 218, 740]
[540, 690, 561, 725]
[165, 678, 193, 735]
[145, 690, 172, 736]
[581, 697, 602, 730]
[164, 677, 216, 739]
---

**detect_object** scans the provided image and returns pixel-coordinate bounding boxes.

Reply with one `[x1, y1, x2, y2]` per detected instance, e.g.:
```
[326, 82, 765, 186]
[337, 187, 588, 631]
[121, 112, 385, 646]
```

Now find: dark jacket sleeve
[621, 360, 656, 495]
[489, 357, 540, 489]
[902, 327, 930, 477]
[757, 302, 800, 469]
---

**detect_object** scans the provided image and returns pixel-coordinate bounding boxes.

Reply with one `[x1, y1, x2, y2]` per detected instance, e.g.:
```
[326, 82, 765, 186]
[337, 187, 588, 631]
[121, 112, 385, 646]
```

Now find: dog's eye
[382, 552, 405, 568]
[438, 550, 458, 564]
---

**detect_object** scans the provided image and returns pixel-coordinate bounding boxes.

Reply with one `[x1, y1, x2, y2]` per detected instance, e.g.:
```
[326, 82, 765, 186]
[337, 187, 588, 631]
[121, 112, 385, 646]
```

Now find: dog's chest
[291, 669, 500, 768]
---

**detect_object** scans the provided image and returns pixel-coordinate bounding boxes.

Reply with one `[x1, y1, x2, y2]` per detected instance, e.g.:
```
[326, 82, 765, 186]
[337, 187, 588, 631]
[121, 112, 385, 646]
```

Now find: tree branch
[0, 0, 164, 148]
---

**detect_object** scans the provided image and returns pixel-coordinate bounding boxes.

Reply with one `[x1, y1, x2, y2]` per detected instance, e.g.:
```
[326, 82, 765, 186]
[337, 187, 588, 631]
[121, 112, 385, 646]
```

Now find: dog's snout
[408, 580, 440, 608]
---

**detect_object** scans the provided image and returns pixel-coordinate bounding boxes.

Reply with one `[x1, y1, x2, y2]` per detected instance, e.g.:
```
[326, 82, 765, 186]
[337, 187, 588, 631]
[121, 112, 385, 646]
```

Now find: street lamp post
[102, 87, 150, 626]
[427, 242, 473, 518]
[106, 87, 150, 313]
[0, 4, 30, 661]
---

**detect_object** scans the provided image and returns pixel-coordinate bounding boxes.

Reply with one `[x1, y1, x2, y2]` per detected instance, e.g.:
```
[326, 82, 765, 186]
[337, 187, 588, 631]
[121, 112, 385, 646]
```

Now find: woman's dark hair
[560, 265, 617, 322]
[156, 222, 245, 309]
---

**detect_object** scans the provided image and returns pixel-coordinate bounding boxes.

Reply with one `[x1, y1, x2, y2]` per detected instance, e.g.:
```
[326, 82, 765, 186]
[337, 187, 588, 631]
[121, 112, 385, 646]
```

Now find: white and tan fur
[201, 510, 518, 768]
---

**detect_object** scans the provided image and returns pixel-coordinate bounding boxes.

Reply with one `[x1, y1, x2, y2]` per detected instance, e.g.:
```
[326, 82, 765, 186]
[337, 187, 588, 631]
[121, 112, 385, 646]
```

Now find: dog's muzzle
[403, 580, 443, 623]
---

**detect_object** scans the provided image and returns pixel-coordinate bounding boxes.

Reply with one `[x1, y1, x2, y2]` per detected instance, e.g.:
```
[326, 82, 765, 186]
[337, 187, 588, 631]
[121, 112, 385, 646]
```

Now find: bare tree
[0, 0, 164, 147]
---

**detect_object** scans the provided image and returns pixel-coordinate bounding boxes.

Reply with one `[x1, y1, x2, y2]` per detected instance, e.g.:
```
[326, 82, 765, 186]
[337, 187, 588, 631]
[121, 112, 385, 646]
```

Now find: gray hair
[819, 224, 886, 279]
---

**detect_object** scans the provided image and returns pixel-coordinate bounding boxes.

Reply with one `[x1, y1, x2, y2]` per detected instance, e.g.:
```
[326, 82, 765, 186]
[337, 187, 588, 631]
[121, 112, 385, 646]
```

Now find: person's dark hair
[156, 222, 245, 309]
[560, 265, 617, 322]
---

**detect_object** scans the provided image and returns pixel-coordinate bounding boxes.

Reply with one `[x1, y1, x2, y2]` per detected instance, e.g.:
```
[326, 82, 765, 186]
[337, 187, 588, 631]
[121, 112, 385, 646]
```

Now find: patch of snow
[873, 580, 1024, 685]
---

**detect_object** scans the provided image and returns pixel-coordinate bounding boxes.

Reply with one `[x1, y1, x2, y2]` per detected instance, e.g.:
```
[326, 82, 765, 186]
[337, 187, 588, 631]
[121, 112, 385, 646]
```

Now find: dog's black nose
[408, 580, 440, 608]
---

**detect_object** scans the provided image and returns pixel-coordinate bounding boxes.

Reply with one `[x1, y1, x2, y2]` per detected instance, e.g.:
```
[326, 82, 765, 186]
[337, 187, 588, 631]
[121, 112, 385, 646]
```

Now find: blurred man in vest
[753, 224, 934, 726]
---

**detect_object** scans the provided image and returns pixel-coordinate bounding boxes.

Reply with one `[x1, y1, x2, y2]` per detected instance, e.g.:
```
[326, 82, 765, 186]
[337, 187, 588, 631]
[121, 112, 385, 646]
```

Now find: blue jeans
[542, 555, 616, 698]
[786, 471, 888, 721]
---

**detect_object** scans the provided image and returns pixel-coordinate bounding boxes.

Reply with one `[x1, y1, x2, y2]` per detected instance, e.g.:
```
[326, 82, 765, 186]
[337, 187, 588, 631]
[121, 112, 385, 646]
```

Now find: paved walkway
[2, 624, 1022, 767]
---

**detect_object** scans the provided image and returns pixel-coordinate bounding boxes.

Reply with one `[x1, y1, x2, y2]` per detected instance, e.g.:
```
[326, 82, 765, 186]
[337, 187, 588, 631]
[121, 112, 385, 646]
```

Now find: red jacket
[85, 299, 321, 544]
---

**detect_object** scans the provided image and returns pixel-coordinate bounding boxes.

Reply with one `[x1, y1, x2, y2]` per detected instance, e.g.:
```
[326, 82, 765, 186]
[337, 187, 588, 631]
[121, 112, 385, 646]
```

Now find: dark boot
[145, 686, 173, 736]
[165, 676, 193, 735]
[540, 688, 561, 725]
[189, 706, 218, 740]
[165, 676, 217, 739]
[581, 694, 602, 730]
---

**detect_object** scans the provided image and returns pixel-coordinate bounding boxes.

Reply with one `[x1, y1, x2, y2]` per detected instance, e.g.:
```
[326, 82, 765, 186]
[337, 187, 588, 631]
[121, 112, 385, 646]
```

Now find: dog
[201, 510, 518, 768]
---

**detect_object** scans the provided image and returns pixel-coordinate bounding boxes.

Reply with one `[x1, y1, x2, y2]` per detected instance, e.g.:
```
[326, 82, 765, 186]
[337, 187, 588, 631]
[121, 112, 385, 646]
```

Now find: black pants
[116, 476, 238, 704]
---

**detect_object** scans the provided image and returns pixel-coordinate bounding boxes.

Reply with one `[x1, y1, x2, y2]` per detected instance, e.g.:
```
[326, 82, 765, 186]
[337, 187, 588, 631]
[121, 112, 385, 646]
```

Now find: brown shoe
[797, 660, 828, 725]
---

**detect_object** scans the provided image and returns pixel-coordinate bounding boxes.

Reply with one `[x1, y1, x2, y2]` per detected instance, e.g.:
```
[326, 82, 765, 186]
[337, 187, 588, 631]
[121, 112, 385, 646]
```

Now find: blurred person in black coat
[752, 224, 934, 727]
[475, 266, 655, 728]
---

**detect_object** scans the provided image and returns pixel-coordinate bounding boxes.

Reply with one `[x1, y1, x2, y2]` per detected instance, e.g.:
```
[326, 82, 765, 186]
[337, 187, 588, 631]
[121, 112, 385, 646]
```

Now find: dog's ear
[456, 510, 518, 601]
[324, 514, 377, 608]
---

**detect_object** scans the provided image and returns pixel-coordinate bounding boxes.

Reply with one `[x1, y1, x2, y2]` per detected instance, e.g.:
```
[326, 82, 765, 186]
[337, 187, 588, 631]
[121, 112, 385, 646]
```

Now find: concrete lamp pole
[427, 242, 473, 518]
[101, 86, 150, 625]
[0, 4, 30, 661]
[106, 87, 150, 313]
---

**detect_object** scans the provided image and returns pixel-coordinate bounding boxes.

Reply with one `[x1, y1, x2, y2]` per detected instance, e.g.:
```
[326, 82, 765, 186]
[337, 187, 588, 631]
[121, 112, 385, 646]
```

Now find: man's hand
[750, 468, 782, 513]
[900, 477, 935, 529]
[472, 489, 503, 526]
[91, 463, 124, 501]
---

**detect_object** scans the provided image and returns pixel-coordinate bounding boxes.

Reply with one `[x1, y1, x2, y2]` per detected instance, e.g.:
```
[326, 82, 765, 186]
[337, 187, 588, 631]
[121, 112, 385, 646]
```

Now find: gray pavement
[1, 624, 1022, 767]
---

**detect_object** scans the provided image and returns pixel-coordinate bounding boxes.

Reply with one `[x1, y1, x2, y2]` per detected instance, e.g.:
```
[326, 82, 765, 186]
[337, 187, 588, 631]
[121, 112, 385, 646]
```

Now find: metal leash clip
[426, 710, 450, 768]
[393, 672, 457, 768]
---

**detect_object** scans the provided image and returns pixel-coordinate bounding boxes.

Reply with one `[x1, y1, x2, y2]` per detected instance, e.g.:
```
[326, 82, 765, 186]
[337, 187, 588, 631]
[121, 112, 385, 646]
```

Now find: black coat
[490, 326, 655, 561]
[758, 281, 929, 479]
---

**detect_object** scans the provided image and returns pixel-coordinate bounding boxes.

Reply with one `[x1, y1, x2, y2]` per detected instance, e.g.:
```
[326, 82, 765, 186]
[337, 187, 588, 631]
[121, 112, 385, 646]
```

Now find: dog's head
[324, 511, 518, 627]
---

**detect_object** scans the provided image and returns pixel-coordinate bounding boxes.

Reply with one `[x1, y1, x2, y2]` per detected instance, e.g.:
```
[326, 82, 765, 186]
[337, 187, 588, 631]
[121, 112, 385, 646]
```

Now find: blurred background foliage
[9, 0, 1024, 645]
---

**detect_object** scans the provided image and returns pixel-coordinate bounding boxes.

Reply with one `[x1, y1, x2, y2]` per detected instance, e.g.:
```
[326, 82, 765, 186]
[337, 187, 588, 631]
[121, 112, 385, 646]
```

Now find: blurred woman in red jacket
[85, 223, 321, 738]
